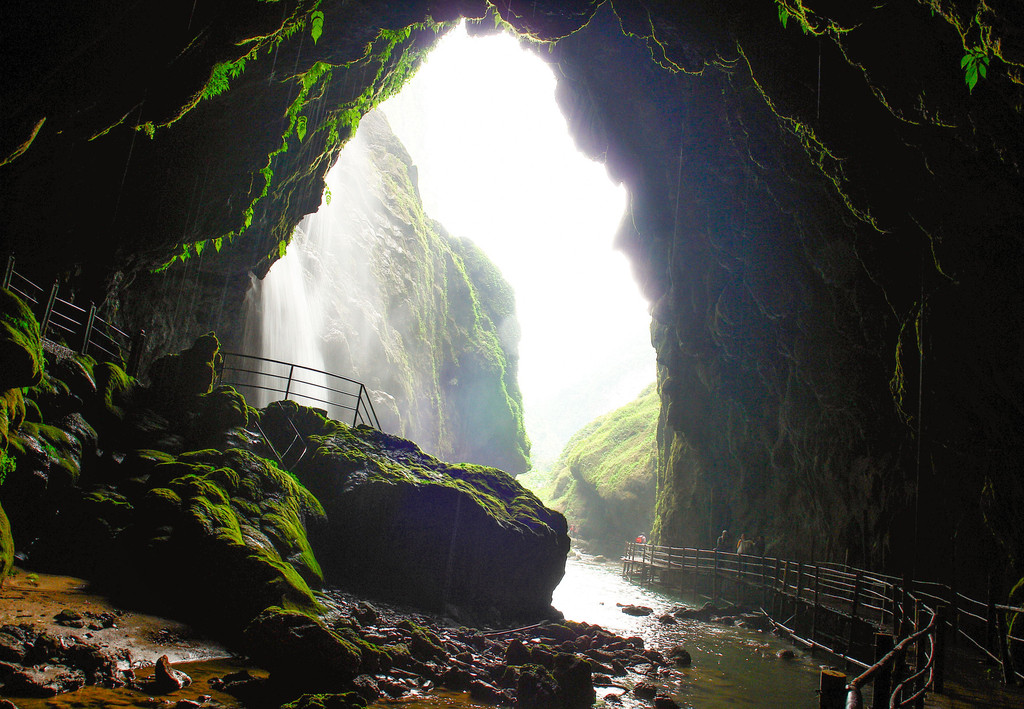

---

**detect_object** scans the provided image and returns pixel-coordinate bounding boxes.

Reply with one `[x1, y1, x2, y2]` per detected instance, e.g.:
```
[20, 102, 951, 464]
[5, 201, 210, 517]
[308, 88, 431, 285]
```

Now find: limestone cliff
[522, 383, 658, 552]
[246, 110, 530, 473]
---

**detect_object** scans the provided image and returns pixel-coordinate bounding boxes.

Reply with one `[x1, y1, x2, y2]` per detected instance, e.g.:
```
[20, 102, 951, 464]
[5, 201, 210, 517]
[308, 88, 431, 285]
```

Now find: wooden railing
[216, 351, 382, 430]
[622, 543, 1023, 707]
[3, 255, 145, 375]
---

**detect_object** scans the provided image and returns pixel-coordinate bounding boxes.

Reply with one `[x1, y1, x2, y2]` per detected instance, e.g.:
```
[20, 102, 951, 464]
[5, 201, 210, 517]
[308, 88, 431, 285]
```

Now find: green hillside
[520, 383, 658, 551]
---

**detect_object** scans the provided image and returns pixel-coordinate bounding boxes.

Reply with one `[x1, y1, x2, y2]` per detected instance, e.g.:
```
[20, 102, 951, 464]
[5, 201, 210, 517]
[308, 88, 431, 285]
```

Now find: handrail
[217, 350, 383, 430]
[4, 255, 144, 375]
[622, 542, 1024, 703]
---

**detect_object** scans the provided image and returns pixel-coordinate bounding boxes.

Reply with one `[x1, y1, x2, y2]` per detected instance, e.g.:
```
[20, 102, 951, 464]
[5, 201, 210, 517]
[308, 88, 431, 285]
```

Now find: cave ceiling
[1, 0, 1022, 575]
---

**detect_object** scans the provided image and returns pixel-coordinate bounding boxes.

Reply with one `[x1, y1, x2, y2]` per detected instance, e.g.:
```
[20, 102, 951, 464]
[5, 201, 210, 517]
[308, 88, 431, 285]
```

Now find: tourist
[737, 534, 756, 555]
[715, 529, 731, 551]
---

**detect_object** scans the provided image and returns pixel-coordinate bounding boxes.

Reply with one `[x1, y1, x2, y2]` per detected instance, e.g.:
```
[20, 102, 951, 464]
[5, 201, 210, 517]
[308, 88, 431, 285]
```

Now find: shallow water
[377, 552, 826, 709]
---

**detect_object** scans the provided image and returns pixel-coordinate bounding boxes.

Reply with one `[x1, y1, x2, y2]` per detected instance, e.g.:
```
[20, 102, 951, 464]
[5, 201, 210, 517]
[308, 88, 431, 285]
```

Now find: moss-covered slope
[522, 384, 658, 551]
[254, 110, 529, 473]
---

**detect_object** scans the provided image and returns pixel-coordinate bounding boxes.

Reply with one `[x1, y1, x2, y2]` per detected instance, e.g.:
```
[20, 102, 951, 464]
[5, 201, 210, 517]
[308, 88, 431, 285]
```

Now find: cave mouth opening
[253, 20, 655, 473]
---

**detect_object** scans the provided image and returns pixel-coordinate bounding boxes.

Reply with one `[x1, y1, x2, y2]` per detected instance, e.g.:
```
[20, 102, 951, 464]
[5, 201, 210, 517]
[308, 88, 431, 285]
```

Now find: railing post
[126, 329, 146, 377]
[818, 668, 846, 708]
[795, 563, 806, 631]
[80, 302, 97, 355]
[846, 571, 862, 666]
[914, 602, 926, 709]
[713, 549, 720, 603]
[40, 279, 59, 337]
[996, 608, 1013, 684]
[2, 254, 14, 290]
[679, 547, 687, 595]
[934, 604, 947, 693]
[810, 565, 821, 653]
[283, 363, 295, 400]
[353, 385, 363, 426]
[871, 632, 894, 707]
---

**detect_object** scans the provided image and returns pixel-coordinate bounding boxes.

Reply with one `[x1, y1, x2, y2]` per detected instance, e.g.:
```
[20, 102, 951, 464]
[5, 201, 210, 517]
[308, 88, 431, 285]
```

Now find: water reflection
[550, 551, 823, 708]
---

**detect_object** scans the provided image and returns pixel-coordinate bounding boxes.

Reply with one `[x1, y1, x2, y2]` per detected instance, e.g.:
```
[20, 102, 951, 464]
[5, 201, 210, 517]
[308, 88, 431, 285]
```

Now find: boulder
[153, 654, 192, 693]
[242, 607, 363, 690]
[0, 288, 43, 391]
[269, 402, 569, 620]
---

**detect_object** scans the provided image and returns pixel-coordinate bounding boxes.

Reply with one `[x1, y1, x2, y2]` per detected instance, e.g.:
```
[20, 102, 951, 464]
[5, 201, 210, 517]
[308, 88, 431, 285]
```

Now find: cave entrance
[249, 21, 654, 478]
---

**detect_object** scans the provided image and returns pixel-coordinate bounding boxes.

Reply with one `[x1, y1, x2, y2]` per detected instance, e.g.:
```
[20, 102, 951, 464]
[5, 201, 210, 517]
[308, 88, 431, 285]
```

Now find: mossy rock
[148, 332, 223, 402]
[286, 409, 568, 620]
[280, 694, 367, 709]
[242, 607, 363, 690]
[132, 448, 326, 627]
[0, 288, 43, 390]
[0, 501, 12, 587]
[0, 387, 26, 451]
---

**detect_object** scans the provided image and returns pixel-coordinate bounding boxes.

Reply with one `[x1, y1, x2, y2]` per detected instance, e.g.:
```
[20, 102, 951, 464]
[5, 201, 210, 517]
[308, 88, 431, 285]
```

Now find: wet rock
[469, 678, 509, 704]
[668, 646, 691, 667]
[439, 666, 473, 690]
[619, 604, 654, 616]
[350, 674, 380, 701]
[154, 654, 192, 693]
[673, 602, 715, 621]
[656, 614, 676, 625]
[352, 603, 379, 627]
[54, 609, 85, 628]
[632, 680, 657, 699]
[515, 664, 559, 709]
[3, 664, 86, 697]
[738, 613, 770, 632]
[377, 677, 409, 697]
[776, 649, 796, 660]
[553, 652, 595, 708]
[0, 629, 26, 662]
[173, 700, 203, 709]
[0, 699, 19, 709]
[654, 693, 680, 709]
[715, 616, 735, 626]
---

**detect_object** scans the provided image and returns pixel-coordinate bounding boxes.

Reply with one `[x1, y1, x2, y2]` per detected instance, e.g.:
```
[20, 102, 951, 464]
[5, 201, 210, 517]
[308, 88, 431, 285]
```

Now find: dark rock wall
[1, 0, 1022, 585]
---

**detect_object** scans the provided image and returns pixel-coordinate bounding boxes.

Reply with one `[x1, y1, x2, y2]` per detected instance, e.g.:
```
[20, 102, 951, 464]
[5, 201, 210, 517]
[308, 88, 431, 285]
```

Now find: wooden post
[871, 633, 894, 708]
[761, 554, 768, 610]
[693, 548, 700, 598]
[777, 560, 789, 620]
[818, 668, 846, 708]
[40, 279, 59, 337]
[986, 571, 997, 655]
[890, 581, 901, 637]
[934, 605, 947, 694]
[284, 363, 295, 399]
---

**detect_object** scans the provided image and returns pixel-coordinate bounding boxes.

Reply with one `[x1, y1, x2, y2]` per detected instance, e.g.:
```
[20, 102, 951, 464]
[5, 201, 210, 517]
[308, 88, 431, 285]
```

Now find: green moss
[7, 420, 84, 486]
[0, 288, 43, 389]
[0, 501, 12, 587]
[520, 384, 659, 543]
[280, 694, 367, 709]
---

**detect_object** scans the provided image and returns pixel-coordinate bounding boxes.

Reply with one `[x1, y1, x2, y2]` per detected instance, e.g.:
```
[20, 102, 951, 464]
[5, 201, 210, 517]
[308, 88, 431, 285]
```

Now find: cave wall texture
[1, 0, 1022, 588]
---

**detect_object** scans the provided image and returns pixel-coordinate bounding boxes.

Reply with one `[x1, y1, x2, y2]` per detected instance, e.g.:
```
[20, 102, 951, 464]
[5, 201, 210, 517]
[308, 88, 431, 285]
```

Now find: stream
[377, 550, 825, 708]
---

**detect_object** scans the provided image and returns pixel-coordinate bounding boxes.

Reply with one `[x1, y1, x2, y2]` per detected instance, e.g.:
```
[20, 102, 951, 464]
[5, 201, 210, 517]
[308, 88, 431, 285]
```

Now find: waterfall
[241, 121, 380, 425]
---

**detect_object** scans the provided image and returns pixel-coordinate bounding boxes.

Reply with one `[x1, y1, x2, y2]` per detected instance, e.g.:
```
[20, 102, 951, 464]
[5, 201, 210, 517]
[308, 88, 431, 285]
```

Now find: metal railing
[217, 351, 382, 430]
[622, 543, 1023, 707]
[3, 255, 145, 375]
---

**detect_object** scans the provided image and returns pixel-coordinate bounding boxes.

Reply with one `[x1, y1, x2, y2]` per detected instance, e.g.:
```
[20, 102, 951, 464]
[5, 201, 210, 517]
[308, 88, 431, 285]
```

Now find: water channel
[378, 551, 825, 709]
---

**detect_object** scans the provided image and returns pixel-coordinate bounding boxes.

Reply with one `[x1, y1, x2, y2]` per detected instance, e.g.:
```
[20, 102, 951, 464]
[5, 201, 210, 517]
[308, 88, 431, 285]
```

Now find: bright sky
[380, 22, 654, 468]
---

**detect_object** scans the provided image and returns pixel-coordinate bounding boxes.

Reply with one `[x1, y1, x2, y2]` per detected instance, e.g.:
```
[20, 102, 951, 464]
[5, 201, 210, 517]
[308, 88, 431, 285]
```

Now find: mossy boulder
[0, 288, 43, 391]
[280, 694, 367, 709]
[242, 607, 363, 690]
[133, 447, 325, 627]
[0, 501, 12, 587]
[148, 332, 222, 403]
[263, 401, 569, 620]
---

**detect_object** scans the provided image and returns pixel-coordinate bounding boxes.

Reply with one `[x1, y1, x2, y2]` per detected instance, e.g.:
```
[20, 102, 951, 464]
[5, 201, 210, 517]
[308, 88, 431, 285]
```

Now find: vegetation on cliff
[278, 110, 530, 473]
[522, 383, 658, 551]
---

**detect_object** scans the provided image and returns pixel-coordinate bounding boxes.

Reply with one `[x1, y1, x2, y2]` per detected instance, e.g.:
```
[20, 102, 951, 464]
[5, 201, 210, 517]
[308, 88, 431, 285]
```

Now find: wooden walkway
[622, 543, 1023, 708]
